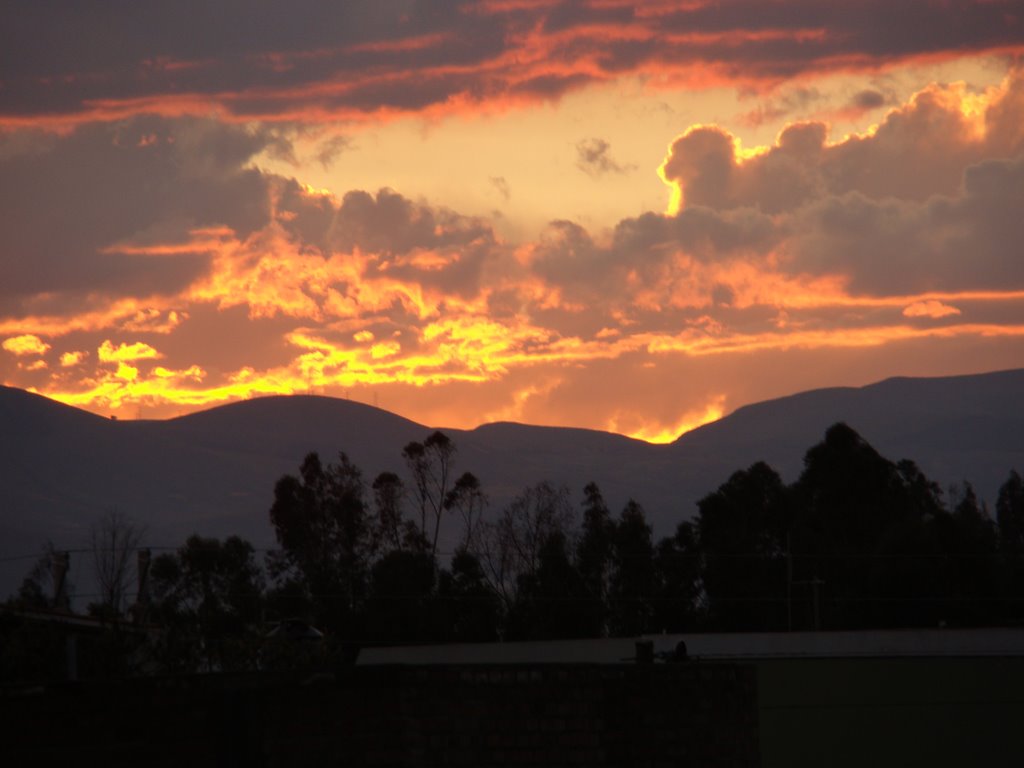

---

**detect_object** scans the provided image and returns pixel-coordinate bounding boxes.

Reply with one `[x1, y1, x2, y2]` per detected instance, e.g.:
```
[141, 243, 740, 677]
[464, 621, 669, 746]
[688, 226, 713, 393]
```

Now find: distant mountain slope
[671, 368, 1024, 496]
[2, 369, 1023, 598]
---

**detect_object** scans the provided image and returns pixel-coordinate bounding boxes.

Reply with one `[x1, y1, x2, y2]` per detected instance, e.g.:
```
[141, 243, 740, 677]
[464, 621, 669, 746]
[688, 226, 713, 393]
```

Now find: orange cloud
[641, 321, 1024, 359]
[2, 334, 50, 356]
[903, 300, 962, 319]
[59, 351, 87, 367]
[44, 361, 209, 413]
[114, 362, 139, 382]
[97, 340, 162, 363]
[122, 309, 186, 334]
[0, 300, 181, 339]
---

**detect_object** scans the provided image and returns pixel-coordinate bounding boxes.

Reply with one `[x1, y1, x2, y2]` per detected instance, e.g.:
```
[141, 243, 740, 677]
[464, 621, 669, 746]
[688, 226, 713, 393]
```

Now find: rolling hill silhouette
[3, 368, 1023, 599]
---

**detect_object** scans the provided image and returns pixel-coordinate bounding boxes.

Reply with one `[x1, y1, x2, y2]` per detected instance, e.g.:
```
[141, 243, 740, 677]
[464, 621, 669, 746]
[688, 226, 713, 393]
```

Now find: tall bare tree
[403, 431, 456, 556]
[90, 510, 144, 617]
[445, 472, 487, 551]
[372, 471, 423, 553]
[474, 482, 573, 611]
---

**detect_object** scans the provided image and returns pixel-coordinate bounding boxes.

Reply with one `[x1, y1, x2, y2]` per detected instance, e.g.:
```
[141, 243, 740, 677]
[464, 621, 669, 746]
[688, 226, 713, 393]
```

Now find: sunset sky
[2, 1, 1023, 442]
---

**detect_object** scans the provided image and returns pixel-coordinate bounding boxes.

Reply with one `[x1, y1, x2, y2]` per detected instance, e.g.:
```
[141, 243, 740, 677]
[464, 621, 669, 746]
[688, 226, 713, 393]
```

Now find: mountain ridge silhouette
[3, 368, 1022, 597]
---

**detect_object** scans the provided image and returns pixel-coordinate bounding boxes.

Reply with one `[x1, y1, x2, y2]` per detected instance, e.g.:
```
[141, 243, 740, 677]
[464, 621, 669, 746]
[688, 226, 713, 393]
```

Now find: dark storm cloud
[651, 1, 1023, 59]
[2, 0, 1020, 121]
[276, 184, 501, 299]
[662, 72, 1024, 215]
[0, 1, 467, 81]
[529, 204, 779, 305]
[535, 72, 1024, 308]
[277, 184, 493, 255]
[0, 113, 503, 317]
[0, 1, 507, 118]
[614, 207, 778, 261]
[0, 117, 278, 304]
[510, 73, 601, 100]
[577, 1, 1024, 84]
[789, 154, 1024, 294]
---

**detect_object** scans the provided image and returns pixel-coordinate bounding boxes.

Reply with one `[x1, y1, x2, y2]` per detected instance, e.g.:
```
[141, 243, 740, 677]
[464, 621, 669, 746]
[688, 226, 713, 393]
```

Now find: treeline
[6, 422, 1024, 676]
[263, 423, 1024, 639]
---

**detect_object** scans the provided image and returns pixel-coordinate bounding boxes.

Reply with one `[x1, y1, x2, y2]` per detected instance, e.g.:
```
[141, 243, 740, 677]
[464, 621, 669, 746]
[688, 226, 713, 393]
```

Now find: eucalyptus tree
[269, 451, 370, 634]
[403, 431, 456, 557]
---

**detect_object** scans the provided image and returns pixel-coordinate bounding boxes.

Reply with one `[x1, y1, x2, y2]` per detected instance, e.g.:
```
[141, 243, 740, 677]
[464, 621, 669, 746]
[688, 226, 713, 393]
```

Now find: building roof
[357, 628, 1024, 665]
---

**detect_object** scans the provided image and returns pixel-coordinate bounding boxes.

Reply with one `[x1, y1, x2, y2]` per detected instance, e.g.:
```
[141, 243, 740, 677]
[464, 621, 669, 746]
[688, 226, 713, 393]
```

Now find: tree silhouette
[475, 481, 574, 615]
[930, 482, 999, 625]
[997, 470, 1024, 554]
[445, 471, 487, 551]
[10, 543, 66, 611]
[436, 548, 501, 642]
[150, 535, 264, 671]
[371, 471, 421, 553]
[608, 500, 655, 636]
[996, 470, 1024, 623]
[509, 529, 590, 640]
[269, 452, 369, 634]
[403, 431, 456, 557]
[791, 423, 907, 628]
[652, 521, 702, 633]
[576, 482, 614, 636]
[696, 462, 788, 631]
[364, 549, 437, 643]
[88, 510, 144, 619]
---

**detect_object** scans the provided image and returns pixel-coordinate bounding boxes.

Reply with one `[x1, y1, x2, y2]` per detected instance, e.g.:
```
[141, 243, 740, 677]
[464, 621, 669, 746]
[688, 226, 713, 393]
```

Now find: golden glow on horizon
[617, 394, 727, 444]
[19, 306, 1024, 423]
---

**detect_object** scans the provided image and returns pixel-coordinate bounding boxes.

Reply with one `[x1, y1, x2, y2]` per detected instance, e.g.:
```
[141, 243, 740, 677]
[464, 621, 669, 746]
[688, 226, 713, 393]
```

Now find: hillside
[671, 368, 1024, 495]
[2, 368, 1023, 598]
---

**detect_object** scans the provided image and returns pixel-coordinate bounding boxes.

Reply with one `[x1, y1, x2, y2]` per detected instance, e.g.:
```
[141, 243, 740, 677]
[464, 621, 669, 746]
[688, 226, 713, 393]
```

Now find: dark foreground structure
[0, 662, 758, 767]
[5, 628, 1022, 766]
[363, 629, 1024, 768]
